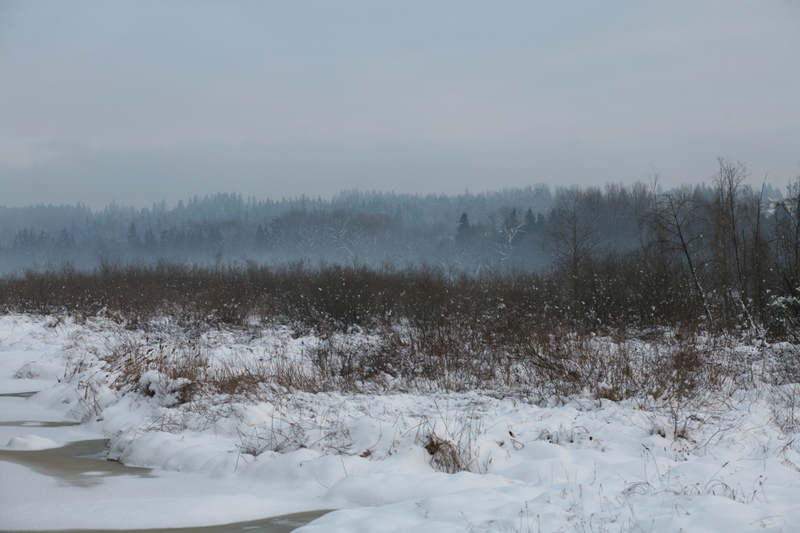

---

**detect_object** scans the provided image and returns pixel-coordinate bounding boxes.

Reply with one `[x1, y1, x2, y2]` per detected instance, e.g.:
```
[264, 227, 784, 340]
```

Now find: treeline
[1, 164, 790, 286]
[1, 159, 799, 336]
[0, 160, 798, 341]
[0, 186, 555, 272]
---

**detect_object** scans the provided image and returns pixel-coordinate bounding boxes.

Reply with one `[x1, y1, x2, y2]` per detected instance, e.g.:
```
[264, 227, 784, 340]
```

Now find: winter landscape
[2, 309, 800, 533]
[3, 182, 800, 531]
[3, 2, 799, 531]
[2, 302, 800, 533]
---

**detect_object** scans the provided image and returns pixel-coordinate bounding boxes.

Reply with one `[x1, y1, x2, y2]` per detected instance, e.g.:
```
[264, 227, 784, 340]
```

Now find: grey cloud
[0, 0, 798, 208]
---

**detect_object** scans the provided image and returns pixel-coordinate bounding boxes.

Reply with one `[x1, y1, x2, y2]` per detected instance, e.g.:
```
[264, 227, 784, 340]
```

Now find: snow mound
[4, 434, 59, 450]
[14, 362, 65, 381]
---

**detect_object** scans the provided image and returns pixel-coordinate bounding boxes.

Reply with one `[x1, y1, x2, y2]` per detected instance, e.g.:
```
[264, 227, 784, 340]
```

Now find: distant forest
[1, 183, 560, 273]
[4, 159, 800, 336]
[0, 161, 787, 277]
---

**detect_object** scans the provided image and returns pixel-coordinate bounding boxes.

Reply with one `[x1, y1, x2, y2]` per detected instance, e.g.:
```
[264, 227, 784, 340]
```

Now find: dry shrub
[71, 311, 751, 411]
[97, 340, 207, 405]
[237, 420, 307, 456]
[90, 326, 343, 406]
[213, 364, 265, 398]
[770, 383, 800, 434]
[11, 261, 800, 419]
[423, 435, 467, 474]
[415, 401, 485, 474]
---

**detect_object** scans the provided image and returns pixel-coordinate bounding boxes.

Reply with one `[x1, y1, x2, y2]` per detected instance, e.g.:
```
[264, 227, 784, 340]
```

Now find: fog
[1, 0, 798, 209]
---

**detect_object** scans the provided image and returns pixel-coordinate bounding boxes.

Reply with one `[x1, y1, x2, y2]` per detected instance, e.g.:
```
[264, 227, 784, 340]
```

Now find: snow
[2, 314, 800, 531]
[3, 434, 59, 450]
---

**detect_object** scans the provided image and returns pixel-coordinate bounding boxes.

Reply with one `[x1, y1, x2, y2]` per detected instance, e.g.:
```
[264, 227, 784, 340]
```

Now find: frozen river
[0, 391, 330, 532]
[0, 360, 330, 532]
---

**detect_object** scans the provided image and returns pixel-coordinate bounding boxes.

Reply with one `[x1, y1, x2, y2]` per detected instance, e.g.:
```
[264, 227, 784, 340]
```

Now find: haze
[1, 0, 798, 209]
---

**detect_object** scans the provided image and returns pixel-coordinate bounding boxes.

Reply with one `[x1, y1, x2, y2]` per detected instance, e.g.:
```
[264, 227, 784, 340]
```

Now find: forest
[1, 159, 798, 342]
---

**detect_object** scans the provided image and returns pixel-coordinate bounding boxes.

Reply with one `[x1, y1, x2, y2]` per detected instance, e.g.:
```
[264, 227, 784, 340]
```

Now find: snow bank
[3, 314, 800, 532]
[3, 434, 59, 450]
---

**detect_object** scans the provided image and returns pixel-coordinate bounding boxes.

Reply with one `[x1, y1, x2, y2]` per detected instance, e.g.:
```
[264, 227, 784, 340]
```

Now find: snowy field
[2, 314, 800, 532]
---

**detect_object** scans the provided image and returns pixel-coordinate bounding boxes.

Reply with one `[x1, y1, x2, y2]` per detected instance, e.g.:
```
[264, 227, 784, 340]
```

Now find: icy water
[0, 439, 155, 488]
[0, 511, 330, 533]
[0, 420, 80, 427]
[0, 423, 329, 532]
[0, 392, 37, 398]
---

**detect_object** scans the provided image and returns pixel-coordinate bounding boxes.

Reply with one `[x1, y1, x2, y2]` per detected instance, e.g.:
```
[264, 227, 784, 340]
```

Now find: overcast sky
[1, 1, 798, 209]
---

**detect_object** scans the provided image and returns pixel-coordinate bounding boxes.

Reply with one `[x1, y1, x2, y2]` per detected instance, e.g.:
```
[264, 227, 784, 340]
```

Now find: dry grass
[9, 261, 800, 459]
[59, 312, 770, 415]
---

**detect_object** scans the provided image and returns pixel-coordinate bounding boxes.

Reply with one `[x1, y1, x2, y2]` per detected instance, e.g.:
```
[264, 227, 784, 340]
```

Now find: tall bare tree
[547, 187, 604, 306]
[649, 184, 713, 323]
[711, 158, 755, 328]
[773, 177, 800, 297]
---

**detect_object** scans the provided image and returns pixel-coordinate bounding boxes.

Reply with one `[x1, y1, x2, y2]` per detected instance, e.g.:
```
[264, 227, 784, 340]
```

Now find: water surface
[0, 438, 330, 531]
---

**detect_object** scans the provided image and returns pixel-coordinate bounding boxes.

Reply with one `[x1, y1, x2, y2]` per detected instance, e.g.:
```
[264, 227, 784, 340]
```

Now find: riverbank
[3, 314, 800, 532]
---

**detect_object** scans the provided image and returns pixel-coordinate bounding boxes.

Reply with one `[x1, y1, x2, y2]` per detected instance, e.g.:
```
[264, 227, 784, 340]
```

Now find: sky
[1, 0, 798, 209]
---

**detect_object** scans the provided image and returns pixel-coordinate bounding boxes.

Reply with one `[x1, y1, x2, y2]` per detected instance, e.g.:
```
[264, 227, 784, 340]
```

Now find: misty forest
[2, 159, 798, 338]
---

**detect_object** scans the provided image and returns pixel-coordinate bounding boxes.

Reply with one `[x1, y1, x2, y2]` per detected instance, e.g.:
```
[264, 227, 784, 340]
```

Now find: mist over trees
[0, 186, 557, 272]
[3, 160, 799, 337]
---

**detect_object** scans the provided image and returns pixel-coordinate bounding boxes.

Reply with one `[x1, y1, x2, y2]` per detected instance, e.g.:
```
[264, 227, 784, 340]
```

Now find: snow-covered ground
[2, 314, 800, 532]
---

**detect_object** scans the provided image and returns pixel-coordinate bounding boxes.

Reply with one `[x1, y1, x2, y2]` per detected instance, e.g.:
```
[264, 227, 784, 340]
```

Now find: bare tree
[773, 177, 800, 297]
[649, 184, 713, 323]
[711, 158, 755, 329]
[547, 187, 604, 305]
